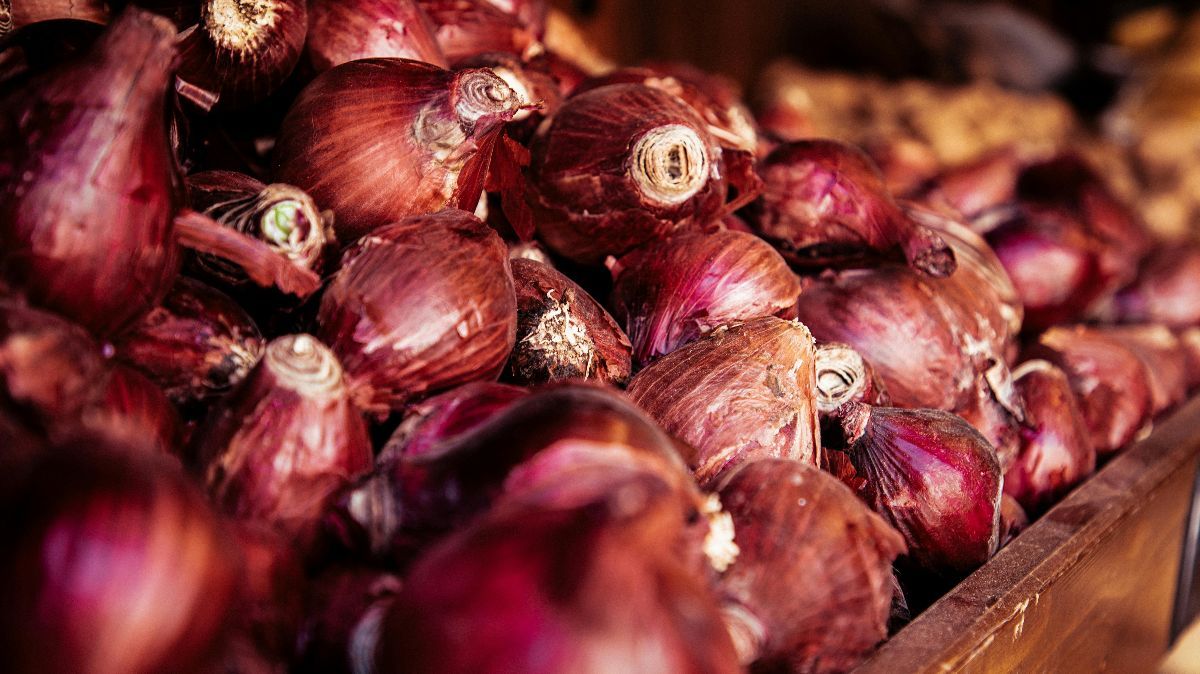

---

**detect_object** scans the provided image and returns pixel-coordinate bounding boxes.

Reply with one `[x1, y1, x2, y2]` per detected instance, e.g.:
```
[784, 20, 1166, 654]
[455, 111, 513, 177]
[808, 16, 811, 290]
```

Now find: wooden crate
[854, 397, 1200, 673]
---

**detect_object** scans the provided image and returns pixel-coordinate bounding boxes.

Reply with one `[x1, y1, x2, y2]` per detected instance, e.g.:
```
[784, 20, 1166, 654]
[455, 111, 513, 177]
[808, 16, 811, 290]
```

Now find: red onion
[195, 334, 373, 547]
[317, 210, 516, 413]
[0, 9, 181, 337]
[113, 277, 265, 407]
[324, 384, 712, 564]
[1024, 326, 1152, 455]
[0, 441, 240, 674]
[1004, 360, 1095, 515]
[272, 59, 524, 242]
[1102, 245, 1200, 327]
[4, 0, 109, 31]
[79, 364, 180, 456]
[524, 84, 749, 264]
[376, 478, 741, 674]
[794, 265, 1023, 467]
[917, 150, 1021, 220]
[0, 18, 105, 83]
[479, 0, 546, 36]
[507, 258, 631, 385]
[295, 568, 403, 674]
[382, 381, 528, 460]
[814, 342, 890, 414]
[1097, 325, 1189, 415]
[417, 0, 540, 63]
[830, 403, 1002, 579]
[306, 0, 448, 73]
[627, 318, 821, 487]
[715, 459, 905, 672]
[175, 0, 307, 111]
[229, 523, 306, 666]
[184, 170, 332, 292]
[608, 229, 800, 367]
[747, 140, 957, 278]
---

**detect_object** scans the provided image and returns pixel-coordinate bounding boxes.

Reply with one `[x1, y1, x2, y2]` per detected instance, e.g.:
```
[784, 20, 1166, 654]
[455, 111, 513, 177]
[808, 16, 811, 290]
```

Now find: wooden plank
[854, 397, 1200, 674]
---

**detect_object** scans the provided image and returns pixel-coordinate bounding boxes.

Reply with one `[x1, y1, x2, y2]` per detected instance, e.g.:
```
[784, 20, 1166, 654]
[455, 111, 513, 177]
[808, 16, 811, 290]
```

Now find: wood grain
[854, 397, 1200, 674]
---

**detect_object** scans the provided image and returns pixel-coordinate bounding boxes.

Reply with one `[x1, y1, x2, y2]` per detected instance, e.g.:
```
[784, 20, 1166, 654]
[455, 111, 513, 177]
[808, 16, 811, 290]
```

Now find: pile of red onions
[1, 5, 1194, 673]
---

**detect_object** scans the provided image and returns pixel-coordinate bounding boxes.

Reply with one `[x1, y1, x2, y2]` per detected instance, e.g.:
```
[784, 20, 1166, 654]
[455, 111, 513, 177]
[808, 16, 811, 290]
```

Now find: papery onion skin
[113, 277, 265, 407]
[273, 60, 523, 242]
[6, 0, 109, 31]
[609, 230, 800, 367]
[417, 0, 539, 63]
[835, 403, 1002, 579]
[79, 364, 181, 456]
[175, 0, 307, 110]
[507, 258, 631, 385]
[195, 334, 373, 548]
[1096, 325, 1189, 415]
[747, 139, 956, 278]
[381, 381, 528, 461]
[295, 567, 403, 674]
[376, 480, 741, 674]
[1004, 360, 1095, 515]
[1103, 246, 1200, 328]
[456, 50, 562, 139]
[306, 0, 448, 73]
[317, 210, 516, 413]
[1024, 325, 1152, 455]
[627, 317, 821, 488]
[525, 84, 729, 264]
[0, 8, 181, 337]
[715, 459, 905, 673]
[229, 523, 306, 666]
[0, 441, 240, 674]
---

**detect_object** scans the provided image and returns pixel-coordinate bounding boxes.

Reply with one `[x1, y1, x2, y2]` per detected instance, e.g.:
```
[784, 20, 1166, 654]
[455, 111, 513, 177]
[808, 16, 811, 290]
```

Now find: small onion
[195, 334, 373, 547]
[1103, 245, 1200, 327]
[506, 258, 631, 385]
[273, 60, 524, 242]
[715, 459, 905, 672]
[0, 9, 181, 337]
[627, 317, 821, 487]
[917, 150, 1021, 221]
[524, 84, 741, 264]
[306, 0, 447, 73]
[747, 140, 957, 278]
[113, 277, 265, 408]
[832, 403, 1002, 579]
[317, 210, 516, 413]
[1004, 360, 1095, 515]
[376, 478, 741, 674]
[1096, 324, 1189, 415]
[1024, 325, 1152, 455]
[0, 441, 240, 674]
[417, 0, 540, 64]
[175, 0, 307, 110]
[608, 229, 800, 367]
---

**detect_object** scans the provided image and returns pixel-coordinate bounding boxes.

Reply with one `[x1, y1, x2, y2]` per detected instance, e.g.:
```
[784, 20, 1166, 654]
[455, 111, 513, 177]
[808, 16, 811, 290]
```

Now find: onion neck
[452, 68, 522, 132]
[264, 334, 345, 397]
[630, 124, 709, 206]
[815, 343, 868, 413]
[256, 184, 326, 267]
[835, 401, 872, 445]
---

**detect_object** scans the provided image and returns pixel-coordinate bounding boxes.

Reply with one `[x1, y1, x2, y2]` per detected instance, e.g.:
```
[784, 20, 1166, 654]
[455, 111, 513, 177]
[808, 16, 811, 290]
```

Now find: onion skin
[417, 0, 539, 63]
[295, 567, 403, 674]
[834, 403, 1002, 579]
[376, 480, 742, 674]
[715, 459, 905, 673]
[627, 317, 821, 488]
[1103, 246, 1200, 327]
[272, 60, 523, 242]
[80, 364, 180, 456]
[1096, 325, 1189, 415]
[456, 50, 563, 139]
[1024, 326, 1152, 455]
[507, 258, 631, 385]
[480, 0, 546, 36]
[525, 84, 731, 264]
[6, 0, 109, 31]
[609, 230, 800, 367]
[381, 381, 528, 460]
[306, 0, 448, 73]
[229, 523, 306, 667]
[814, 342, 890, 416]
[113, 277, 265, 407]
[794, 266, 1023, 467]
[0, 8, 181, 337]
[917, 150, 1021, 221]
[999, 494, 1028, 547]
[184, 170, 333, 288]
[1004, 360, 1095, 516]
[317, 210, 516, 413]
[0, 442, 240, 674]
[195, 334, 373, 548]
[175, 0, 307, 111]
[747, 140, 956, 278]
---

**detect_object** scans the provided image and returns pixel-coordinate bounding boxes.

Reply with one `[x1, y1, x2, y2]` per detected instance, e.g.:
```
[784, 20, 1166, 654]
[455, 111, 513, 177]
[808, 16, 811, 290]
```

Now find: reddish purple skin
[82, 364, 181, 456]
[295, 567, 403, 674]
[384, 382, 528, 461]
[610, 230, 800, 367]
[1111, 246, 1200, 327]
[306, 0, 447, 72]
[843, 406, 1002, 578]
[1098, 326, 1188, 415]
[0, 10, 181, 337]
[418, 0, 538, 63]
[1003, 363, 1095, 515]
[377, 489, 741, 674]
[526, 84, 727, 264]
